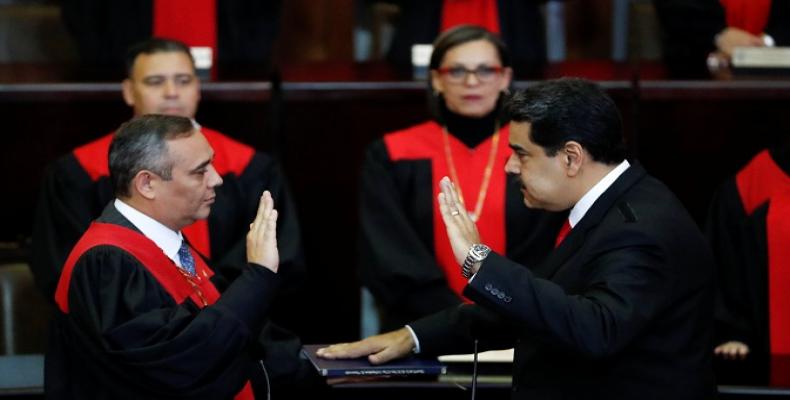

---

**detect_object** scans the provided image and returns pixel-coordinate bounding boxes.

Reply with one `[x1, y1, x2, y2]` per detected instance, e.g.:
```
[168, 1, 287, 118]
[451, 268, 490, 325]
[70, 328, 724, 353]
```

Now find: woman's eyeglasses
[436, 65, 504, 84]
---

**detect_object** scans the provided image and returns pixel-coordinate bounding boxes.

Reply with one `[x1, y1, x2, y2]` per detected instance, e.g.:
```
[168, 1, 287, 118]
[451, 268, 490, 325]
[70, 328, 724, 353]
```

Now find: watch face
[470, 244, 491, 260]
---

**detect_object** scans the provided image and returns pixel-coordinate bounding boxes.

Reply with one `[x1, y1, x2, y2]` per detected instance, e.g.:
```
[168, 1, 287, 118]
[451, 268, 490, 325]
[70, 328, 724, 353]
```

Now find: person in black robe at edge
[707, 142, 790, 385]
[373, 0, 546, 78]
[32, 38, 314, 391]
[652, 0, 790, 78]
[47, 115, 324, 399]
[322, 78, 717, 400]
[359, 25, 564, 332]
[61, 0, 280, 78]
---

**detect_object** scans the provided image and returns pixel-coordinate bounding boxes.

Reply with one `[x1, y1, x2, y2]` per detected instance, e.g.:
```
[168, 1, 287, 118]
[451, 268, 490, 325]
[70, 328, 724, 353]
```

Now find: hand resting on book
[317, 328, 415, 365]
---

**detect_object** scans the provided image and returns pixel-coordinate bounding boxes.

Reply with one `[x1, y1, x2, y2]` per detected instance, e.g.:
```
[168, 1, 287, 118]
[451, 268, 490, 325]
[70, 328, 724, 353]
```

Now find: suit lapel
[533, 163, 647, 280]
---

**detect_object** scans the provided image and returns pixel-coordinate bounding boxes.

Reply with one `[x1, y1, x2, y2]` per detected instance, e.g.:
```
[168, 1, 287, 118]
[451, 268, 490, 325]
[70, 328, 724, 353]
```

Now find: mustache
[507, 173, 522, 186]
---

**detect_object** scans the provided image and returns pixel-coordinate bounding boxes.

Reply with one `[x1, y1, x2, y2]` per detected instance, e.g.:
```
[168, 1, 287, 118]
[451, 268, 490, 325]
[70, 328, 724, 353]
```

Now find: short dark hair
[506, 78, 626, 164]
[109, 114, 196, 197]
[124, 38, 195, 78]
[427, 25, 511, 123]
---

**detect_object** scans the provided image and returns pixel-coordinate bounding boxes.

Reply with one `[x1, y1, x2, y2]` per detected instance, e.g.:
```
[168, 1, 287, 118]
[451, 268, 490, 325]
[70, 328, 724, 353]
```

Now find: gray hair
[109, 114, 196, 197]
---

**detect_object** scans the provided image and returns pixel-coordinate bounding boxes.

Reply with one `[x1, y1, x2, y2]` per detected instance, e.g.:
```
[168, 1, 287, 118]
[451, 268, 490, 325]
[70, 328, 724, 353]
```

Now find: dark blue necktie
[178, 240, 196, 275]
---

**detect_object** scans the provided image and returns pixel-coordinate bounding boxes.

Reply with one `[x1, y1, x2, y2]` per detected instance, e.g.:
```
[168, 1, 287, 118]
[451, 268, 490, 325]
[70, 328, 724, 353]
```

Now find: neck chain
[442, 124, 500, 222]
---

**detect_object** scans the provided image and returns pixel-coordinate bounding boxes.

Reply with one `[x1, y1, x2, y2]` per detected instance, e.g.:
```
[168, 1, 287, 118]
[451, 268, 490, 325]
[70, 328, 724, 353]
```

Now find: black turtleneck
[441, 102, 500, 149]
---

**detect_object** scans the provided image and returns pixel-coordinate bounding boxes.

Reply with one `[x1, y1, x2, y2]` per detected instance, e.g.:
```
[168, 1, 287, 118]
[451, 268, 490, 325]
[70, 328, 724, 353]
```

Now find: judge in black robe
[32, 129, 307, 335]
[48, 204, 278, 399]
[359, 26, 564, 332]
[707, 146, 790, 384]
[361, 108, 563, 331]
[48, 115, 322, 399]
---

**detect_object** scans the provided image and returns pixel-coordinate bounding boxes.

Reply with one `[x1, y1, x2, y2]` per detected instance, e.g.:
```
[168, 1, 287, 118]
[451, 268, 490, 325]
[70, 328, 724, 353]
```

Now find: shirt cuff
[762, 34, 775, 47]
[404, 325, 421, 354]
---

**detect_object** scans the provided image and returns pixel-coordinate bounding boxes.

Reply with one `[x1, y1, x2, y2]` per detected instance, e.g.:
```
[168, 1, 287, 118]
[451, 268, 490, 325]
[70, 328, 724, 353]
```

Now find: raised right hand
[246, 191, 279, 272]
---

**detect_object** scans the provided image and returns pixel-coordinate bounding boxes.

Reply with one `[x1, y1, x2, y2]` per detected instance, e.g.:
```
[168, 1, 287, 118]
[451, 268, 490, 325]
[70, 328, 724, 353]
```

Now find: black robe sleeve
[706, 178, 769, 355]
[47, 246, 280, 399]
[358, 140, 462, 331]
[30, 155, 114, 300]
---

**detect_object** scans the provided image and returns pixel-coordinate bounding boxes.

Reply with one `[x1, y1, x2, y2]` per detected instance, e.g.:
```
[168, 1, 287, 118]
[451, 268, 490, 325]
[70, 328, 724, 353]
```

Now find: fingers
[439, 177, 476, 233]
[440, 177, 462, 211]
[714, 341, 750, 360]
[317, 329, 414, 365]
[369, 347, 400, 364]
[439, 177, 464, 222]
[246, 191, 280, 270]
[317, 338, 383, 360]
[250, 191, 273, 230]
[266, 209, 278, 236]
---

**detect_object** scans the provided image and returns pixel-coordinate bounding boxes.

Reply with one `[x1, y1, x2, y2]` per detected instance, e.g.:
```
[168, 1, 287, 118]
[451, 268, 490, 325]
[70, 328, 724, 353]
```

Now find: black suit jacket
[411, 164, 717, 399]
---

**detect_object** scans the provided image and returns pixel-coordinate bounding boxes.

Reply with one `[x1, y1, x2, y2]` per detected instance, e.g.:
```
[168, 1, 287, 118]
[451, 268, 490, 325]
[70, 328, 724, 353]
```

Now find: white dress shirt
[567, 159, 631, 228]
[114, 199, 186, 268]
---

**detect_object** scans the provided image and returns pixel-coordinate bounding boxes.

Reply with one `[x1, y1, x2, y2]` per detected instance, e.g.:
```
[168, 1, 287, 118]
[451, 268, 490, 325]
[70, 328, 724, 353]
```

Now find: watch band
[461, 244, 491, 279]
[462, 257, 476, 279]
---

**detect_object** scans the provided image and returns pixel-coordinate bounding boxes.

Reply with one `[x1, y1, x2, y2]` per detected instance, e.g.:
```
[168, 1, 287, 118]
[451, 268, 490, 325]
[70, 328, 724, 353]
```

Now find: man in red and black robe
[707, 145, 790, 385]
[31, 38, 307, 337]
[47, 115, 319, 399]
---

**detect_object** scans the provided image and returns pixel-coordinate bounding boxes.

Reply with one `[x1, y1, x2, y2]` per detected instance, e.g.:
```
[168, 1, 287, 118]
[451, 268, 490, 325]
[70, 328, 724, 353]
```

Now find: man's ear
[121, 79, 135, 107]
[563, 141, 585, 177]
[132, 170, 157, 200]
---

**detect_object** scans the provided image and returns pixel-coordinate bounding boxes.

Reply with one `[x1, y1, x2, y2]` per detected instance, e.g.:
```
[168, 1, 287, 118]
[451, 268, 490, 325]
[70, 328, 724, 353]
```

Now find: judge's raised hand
[316, 328, 414, 365]
[714, 341, 750, 360]
[438, 176, 481, 266]
[247, 191, 279, 272]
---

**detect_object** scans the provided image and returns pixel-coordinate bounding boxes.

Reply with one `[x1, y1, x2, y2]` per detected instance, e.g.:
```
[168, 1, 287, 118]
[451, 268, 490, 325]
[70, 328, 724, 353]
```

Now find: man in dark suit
[318, 78, 717, 399]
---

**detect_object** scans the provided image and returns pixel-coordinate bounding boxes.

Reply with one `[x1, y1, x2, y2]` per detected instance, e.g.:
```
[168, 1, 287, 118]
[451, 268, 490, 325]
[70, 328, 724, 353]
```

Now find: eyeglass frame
[434, 65, 506, 84]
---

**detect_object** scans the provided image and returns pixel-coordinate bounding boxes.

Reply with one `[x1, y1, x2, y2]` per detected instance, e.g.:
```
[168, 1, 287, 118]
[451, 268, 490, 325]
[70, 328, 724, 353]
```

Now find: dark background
[2, 76, 789, 344]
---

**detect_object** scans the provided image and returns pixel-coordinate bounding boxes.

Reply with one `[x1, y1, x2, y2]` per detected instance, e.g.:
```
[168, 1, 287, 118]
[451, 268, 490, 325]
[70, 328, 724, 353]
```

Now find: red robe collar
[736, 150, 790, 357]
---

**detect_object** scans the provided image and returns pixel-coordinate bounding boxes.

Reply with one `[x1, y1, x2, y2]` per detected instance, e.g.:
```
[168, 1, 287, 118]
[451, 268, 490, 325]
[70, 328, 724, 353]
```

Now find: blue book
[302, 344, 447, 377]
